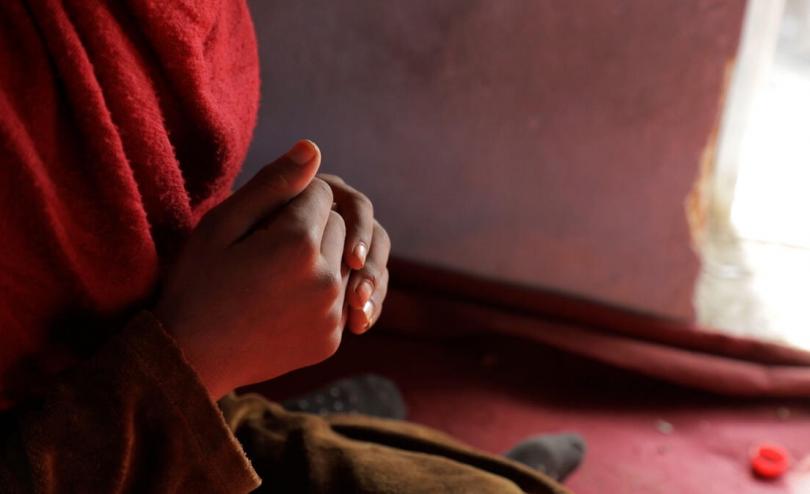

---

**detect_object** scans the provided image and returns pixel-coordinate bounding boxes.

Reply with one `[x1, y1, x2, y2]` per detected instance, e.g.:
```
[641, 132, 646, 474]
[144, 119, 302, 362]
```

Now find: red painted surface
[249, 330, 810, 494]
[244, 0, 746, 320]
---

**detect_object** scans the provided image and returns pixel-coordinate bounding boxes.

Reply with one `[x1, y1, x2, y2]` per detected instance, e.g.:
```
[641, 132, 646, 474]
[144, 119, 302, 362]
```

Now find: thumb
[208, 139, 322, 244]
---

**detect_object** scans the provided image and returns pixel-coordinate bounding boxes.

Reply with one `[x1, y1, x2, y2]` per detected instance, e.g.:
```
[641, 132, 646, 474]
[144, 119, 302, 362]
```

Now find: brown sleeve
[0, 311, 261, 493]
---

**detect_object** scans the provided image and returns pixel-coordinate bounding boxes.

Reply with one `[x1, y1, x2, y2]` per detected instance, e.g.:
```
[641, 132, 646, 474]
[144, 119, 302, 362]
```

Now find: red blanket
[0, 0, 259, 408]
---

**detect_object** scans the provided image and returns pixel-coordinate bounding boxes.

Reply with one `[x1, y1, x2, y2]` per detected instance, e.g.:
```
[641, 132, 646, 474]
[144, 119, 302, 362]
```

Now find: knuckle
[284, 225, 319, 263]
[315, 266, 343, 297]
[359, 268, 379, 289]
[373, 280, 389, 307]
[309, 177, 334, 204]
[375, 223, 391, 249]
[351, 193, 374, 217]
[329, 210, 346, 234]
[319, 173, 345, 185]
[301, 235, 321, 263]
[378, 268, 390, 291]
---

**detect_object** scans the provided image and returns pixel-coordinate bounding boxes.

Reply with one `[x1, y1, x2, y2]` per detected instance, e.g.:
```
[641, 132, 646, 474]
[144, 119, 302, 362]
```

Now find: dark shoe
[504, 433, 586, 482]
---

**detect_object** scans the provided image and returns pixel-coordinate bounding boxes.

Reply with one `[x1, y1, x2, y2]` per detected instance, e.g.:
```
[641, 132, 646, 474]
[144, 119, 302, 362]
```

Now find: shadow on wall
[242, 0, 746, 321]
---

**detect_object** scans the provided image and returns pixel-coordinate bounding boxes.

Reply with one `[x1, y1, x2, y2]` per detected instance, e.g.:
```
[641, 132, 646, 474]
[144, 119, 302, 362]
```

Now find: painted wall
[242, 0, 746, 320]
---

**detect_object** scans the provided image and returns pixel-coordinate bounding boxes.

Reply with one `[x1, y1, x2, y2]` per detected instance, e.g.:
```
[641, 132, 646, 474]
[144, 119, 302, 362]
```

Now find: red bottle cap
[751, 443, 790, 479]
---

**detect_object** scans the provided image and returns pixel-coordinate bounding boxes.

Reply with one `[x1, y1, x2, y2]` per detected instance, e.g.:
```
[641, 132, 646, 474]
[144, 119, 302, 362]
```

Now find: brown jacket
[0, 312, 261, 493]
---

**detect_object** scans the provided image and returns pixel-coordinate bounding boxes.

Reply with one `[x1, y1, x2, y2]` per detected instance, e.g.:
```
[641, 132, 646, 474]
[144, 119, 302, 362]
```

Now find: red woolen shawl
[0, 0, 259, 408]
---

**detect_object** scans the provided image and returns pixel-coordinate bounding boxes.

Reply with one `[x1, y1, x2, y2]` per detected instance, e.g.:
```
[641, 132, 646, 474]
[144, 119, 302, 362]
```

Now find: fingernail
[353, 242, 368, 265]
[362, 300, 374, 322]
[287, 140, 318, 165]
[356, 279, 374, 304]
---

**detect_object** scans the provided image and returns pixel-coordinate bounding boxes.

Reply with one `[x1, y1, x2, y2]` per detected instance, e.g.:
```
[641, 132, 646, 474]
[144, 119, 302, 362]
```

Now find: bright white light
[728, 47, 810, 351]
[732, 60, 810, 248]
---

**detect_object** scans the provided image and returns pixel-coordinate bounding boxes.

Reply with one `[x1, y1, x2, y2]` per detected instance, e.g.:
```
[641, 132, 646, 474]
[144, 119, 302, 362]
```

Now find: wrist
[152, 308, 231, 400]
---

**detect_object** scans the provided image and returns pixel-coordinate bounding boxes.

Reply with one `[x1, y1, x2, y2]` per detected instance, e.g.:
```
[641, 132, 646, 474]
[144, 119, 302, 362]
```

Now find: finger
[208, 140, 321, 244]
[321, 210, 347, 272]
[273, 177, 334, 246]
[348, 268, 388, 335]
[320, 174, 374, 270]
[347, 222, 391, 310]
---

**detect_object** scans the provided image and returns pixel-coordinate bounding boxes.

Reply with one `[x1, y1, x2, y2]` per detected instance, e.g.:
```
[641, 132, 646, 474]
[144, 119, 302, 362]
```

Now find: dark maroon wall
[242, 0, 746, 320]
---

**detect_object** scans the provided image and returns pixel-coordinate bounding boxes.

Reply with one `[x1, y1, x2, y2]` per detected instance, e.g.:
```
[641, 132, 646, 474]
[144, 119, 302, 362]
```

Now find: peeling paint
[686, 59, 738, 251]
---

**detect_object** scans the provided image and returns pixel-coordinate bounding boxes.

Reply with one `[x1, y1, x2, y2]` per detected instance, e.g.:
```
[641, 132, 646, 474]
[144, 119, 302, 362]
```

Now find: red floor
[248, 330, 810, 493]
